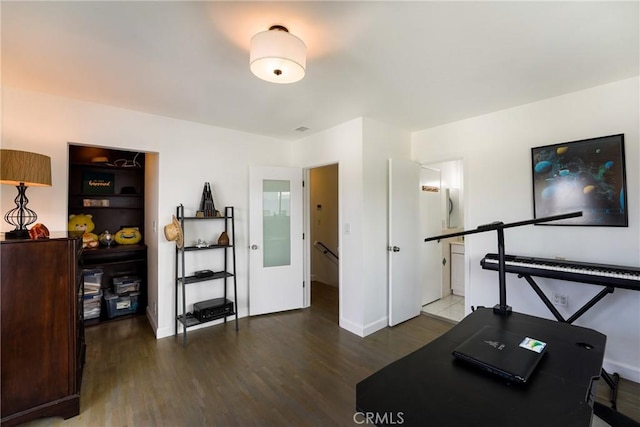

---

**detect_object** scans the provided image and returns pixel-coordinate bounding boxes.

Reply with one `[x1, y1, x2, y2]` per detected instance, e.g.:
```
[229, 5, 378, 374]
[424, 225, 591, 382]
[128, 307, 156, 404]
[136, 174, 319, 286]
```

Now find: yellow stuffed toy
[68, 214, 99, 249]
[115, 227, 142, 245]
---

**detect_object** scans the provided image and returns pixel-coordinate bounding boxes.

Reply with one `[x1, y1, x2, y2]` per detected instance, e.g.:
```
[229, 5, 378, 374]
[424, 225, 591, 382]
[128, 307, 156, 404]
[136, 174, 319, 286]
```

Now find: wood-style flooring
[23, 282, 639, 426]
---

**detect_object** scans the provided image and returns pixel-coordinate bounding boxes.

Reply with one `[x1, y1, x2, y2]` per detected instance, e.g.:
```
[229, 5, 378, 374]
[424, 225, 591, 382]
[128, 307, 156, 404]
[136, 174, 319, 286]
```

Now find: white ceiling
[2, 1, 639, 140]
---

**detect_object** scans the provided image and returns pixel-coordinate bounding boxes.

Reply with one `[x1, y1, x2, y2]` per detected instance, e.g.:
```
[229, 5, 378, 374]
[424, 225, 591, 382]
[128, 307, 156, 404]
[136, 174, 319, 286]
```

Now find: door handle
[251, 244, 259, 250]
[387, 246, 400, 252]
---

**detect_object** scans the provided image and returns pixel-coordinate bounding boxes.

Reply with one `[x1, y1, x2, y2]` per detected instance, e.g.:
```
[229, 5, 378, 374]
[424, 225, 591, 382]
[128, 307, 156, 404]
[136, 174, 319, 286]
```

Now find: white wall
[1, 86, 292, 339]
[292, 119, 365, 335]
[412, 77, 640, 381]
[292, 117, 412, 336]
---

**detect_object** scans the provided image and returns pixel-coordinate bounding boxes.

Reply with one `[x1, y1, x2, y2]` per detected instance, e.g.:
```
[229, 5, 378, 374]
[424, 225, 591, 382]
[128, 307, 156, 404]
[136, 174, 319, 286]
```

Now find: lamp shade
[250, 25, 306, 84]
[0, 149, 52, 187]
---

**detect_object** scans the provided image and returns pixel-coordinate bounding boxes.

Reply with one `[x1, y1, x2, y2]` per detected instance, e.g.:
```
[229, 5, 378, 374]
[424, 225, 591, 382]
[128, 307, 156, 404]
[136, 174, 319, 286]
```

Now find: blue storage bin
[104, 289, 140, 318]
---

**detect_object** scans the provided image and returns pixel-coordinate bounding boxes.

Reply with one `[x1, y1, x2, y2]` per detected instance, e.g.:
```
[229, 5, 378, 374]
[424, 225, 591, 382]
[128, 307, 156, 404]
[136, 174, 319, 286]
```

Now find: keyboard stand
[507, 271, 620, 408]
[519, 274, 615, 324]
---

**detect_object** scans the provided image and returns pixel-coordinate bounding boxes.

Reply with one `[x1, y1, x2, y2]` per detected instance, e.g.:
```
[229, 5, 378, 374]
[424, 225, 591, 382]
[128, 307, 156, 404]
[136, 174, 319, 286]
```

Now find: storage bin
[112, 275, 141, 295]
[83, 268, 104, 287]
[104, 289, 140, 318]
[83, 290, 102, 320]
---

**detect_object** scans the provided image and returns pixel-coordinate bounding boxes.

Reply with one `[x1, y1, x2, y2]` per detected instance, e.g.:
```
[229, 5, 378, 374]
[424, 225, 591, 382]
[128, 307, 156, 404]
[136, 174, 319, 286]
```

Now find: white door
[420, 167, 443, 305]
[388, 158, 421, 326]
[249, 166, 304, 315]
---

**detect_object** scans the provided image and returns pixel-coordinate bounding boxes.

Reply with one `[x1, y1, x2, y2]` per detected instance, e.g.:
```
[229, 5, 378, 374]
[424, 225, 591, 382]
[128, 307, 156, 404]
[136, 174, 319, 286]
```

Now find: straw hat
[163, 215, 183, 249]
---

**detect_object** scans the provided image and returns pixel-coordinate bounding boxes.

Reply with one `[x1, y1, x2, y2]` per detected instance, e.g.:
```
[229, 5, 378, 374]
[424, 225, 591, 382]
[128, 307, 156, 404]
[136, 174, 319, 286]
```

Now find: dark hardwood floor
[23, 282, 639, 426]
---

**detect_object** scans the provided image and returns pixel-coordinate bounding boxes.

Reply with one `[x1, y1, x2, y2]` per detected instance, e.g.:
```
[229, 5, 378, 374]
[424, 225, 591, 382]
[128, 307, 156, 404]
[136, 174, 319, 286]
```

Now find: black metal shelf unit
[174, 205, 238, 347]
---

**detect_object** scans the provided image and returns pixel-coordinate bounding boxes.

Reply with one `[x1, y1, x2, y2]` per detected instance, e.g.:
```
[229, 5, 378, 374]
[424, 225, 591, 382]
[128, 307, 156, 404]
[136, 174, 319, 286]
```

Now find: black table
[356, 307, 606, 427]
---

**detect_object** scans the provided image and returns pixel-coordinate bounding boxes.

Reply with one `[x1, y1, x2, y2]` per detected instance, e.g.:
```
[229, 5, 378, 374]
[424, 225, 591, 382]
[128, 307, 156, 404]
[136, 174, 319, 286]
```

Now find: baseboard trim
[339, 317, 365, 337]
[146, 307, 159, 337]
[602, 359, 640, 383]
[363, 317, 388, 337]
[339, 316, 388, 337]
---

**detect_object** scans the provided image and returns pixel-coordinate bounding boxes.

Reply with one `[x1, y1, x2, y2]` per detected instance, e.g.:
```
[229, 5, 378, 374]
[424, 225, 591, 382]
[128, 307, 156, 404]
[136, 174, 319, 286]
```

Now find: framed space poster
[531, 134, 628, 227]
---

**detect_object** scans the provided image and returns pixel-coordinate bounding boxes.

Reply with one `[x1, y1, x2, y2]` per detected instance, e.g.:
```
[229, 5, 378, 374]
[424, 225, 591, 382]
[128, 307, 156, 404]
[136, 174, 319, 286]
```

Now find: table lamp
[0, 149, 52, 239]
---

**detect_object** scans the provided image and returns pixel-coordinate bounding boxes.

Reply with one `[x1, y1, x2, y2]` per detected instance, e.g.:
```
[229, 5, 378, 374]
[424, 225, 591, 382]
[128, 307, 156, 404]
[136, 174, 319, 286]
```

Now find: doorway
[67, 143, 159, 330]
[420, 159, 465, 323]
[308, 164, 339, 321]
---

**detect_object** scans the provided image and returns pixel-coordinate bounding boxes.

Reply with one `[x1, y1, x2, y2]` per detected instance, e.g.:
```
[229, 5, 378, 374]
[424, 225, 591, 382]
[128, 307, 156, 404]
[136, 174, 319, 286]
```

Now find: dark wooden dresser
[1, 233, 85, 426]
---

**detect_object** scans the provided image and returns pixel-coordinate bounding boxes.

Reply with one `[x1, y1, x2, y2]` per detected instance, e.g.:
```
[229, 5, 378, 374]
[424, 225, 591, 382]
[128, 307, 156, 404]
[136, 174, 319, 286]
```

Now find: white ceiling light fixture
[250, 25, 306, 84]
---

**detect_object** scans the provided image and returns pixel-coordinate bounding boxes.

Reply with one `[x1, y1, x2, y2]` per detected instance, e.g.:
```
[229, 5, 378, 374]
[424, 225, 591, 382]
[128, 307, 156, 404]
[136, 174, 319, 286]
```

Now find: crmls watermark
[353, 411, 405, 425]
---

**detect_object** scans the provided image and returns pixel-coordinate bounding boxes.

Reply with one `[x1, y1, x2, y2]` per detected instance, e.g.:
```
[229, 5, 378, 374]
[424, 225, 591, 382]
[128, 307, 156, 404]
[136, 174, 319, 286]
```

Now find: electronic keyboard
[480, 253, 640, 291]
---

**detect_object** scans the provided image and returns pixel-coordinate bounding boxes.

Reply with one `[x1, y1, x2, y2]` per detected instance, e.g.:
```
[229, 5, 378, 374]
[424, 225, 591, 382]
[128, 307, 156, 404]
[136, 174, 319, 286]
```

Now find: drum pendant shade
[250, 25, 306, 84]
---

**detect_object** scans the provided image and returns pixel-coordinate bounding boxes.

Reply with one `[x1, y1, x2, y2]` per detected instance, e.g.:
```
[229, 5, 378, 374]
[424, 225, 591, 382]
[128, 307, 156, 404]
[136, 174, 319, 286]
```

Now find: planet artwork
[532, 135, 627, 226]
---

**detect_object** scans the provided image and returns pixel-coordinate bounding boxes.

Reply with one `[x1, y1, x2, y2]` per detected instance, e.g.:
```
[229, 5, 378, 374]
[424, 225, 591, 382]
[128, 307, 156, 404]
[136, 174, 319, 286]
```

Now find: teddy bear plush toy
[68, 214, 99, 249]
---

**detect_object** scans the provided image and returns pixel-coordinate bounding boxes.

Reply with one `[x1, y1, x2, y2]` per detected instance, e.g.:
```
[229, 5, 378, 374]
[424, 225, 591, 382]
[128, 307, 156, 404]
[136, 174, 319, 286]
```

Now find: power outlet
[552, 293, 568, 307]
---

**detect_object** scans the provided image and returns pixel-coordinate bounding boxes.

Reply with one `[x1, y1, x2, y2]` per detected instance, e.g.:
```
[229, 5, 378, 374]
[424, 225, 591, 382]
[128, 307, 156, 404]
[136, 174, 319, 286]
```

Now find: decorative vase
[217, 231, 229, 246]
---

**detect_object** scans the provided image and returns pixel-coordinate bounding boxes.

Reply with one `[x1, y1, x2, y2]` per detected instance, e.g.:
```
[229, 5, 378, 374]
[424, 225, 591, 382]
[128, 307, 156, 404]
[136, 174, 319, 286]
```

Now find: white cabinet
[450, 242, 465, 296]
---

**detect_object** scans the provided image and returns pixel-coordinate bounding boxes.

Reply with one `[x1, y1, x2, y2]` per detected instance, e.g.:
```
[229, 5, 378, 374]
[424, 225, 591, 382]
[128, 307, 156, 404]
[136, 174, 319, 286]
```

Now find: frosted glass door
[249, 166, 303, 316]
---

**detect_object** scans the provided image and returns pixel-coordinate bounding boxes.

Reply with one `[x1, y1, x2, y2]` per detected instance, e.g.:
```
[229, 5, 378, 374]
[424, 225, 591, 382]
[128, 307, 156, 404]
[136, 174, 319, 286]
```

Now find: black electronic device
[194, 269, 215, 278]
[452, 325, 547, 383]
[193, 298, 234, 322]
[480, 253, 640, 291]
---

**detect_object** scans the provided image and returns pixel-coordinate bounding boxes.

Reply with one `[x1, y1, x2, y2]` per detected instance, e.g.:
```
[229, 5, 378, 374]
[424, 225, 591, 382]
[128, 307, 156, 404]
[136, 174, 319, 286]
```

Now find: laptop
[452, 325, 547, 383]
